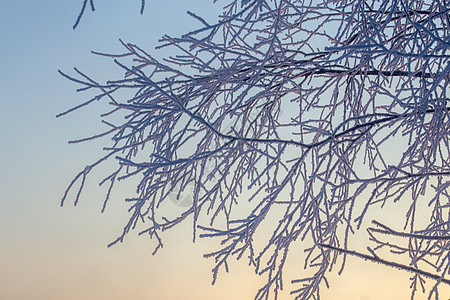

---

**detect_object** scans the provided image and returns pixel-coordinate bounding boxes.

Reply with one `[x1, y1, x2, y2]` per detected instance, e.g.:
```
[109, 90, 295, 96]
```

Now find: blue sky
[0, 2, 244, 299]
[1, 1, 448, 299]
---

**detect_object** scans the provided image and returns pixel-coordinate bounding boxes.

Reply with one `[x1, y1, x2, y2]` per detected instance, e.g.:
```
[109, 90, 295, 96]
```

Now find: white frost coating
[61, 0, 450, 299]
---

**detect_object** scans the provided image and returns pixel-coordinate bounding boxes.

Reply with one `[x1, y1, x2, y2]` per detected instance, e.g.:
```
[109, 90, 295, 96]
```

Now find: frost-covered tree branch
[61, 0, 450, 299]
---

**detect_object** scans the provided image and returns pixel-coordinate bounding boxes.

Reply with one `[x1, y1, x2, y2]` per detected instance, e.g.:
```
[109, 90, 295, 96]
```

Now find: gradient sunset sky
[1, 1, 449, 299]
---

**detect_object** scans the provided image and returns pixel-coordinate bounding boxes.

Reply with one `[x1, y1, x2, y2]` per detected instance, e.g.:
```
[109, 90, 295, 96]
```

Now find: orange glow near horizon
[2, 194, 450, 300]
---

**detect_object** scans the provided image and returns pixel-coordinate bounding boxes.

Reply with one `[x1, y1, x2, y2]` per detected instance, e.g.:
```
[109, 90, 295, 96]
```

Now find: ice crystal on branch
[61, 0, 450, 299]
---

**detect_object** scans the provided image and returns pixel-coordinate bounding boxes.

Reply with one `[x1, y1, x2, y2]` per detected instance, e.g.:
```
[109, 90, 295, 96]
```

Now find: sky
[0, 1, 449, 300]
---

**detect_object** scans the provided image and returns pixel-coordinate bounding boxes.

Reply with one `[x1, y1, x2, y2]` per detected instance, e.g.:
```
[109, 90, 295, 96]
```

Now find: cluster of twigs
[61, 0, 450, 299]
